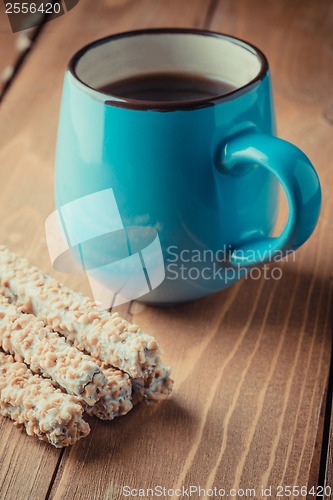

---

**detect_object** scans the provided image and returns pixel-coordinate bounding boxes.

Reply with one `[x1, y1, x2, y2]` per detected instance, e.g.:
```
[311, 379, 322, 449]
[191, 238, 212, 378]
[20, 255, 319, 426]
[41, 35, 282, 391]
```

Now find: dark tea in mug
[98, 72, 236, 102]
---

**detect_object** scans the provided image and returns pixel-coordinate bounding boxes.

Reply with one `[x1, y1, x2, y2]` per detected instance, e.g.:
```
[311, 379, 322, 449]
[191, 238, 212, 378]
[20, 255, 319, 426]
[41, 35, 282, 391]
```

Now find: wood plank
[0, 1, 17, 82]
[49, 246, 332, 499]
[0, 1, 38, 97]
[210, 0, 333, 109]
[0, 0, 213, 499]
[0, 419, 63, 500]
[210, 0, 333, 491]
[125, 239, 332, 497]
[50, 1, 333, 498]
[0, 0, 332, 499]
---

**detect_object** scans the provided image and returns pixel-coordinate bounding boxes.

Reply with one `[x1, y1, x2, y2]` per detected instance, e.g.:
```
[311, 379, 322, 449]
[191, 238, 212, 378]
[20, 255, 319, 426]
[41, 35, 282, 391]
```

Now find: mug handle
[221, 133, 322, 266]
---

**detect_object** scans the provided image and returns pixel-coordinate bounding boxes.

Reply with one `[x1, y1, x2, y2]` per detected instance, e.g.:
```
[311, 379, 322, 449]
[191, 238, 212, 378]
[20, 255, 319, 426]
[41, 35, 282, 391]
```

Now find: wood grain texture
[47, 0, 333, 497]
[0, 1, 38, 97]
[0, 419, 62, 500]
[0, 0, 332, 499]
[0, 0, 212, 499]
[0, 2, 17, 77]
[211, 3, 333, 493]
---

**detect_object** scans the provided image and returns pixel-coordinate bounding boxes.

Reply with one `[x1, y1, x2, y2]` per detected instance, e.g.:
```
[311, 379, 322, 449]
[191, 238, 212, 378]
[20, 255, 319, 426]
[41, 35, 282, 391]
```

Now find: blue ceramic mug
[54, 29, 321, 305]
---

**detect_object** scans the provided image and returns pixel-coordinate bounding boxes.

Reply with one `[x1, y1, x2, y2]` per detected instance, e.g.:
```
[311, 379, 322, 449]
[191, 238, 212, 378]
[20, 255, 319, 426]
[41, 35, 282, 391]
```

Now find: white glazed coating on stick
[0, 295, 108, 406]
[85, 365, 133, 420]
[0, 352, 90, 447]
[0, 246, 173, 401]
[1, 286, 134, 420]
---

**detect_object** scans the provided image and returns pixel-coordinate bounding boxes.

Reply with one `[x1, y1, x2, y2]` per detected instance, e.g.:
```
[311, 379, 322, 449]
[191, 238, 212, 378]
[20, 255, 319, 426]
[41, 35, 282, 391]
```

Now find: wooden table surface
[0, 1, 332, 499]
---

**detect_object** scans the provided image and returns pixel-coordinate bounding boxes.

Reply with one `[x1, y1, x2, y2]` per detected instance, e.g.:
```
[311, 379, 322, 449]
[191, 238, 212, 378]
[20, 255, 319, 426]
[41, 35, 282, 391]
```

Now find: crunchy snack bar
[86, 365, 133, 420]
[0, 352, 90, 447]
[0, 294, 108, 406]
[0, 246, 173, 401]
[1, 287, 134, 420]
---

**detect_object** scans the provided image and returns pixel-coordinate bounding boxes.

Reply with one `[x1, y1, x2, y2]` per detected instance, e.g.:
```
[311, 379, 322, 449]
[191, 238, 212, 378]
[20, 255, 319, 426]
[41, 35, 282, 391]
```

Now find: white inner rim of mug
[75, 32, 263, 103]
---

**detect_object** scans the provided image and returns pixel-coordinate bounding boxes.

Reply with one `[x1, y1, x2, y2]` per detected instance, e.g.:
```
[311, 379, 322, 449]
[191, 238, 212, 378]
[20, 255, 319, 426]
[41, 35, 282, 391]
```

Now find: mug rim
[68, 28, 269, 111]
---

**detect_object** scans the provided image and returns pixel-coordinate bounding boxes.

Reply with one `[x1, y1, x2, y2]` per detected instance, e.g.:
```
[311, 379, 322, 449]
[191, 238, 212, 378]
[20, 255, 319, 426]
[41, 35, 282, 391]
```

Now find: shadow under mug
[53, 28, 321, 306]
